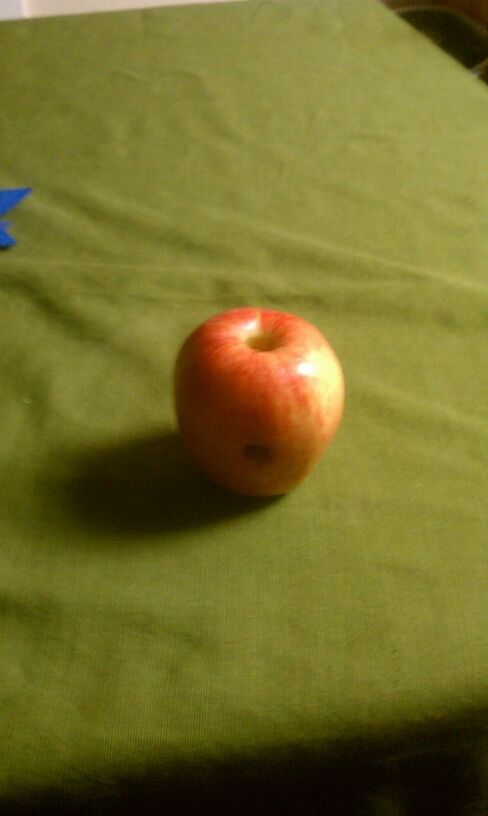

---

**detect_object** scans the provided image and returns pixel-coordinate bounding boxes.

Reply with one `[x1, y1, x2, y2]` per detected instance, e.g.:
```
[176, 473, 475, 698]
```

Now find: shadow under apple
[65, 429, 279, 537]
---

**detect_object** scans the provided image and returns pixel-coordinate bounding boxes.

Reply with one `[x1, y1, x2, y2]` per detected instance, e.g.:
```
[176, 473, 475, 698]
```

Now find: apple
[173, 307, 345, 496]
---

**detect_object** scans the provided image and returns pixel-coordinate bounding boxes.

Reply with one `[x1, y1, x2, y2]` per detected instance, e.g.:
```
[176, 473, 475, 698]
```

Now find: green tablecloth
[1, 0, 488, 811]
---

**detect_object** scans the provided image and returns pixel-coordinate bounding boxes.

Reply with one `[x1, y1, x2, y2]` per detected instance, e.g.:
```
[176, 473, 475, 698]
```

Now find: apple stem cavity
[245, 332, 280, 352]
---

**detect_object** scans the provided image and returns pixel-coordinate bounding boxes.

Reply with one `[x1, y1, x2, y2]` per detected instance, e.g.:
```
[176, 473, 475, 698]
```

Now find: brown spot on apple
[242, 444, 273, 464]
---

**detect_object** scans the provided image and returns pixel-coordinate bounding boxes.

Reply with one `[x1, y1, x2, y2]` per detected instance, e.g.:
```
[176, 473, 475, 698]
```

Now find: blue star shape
[0, 188, 32, 248]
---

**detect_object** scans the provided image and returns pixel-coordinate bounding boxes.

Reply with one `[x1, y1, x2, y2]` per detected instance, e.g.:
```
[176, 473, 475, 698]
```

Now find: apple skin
[173, 307, 345, 496]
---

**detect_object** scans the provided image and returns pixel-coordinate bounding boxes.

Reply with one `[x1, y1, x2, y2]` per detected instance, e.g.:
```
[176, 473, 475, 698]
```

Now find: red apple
[173, 307, 345, 496]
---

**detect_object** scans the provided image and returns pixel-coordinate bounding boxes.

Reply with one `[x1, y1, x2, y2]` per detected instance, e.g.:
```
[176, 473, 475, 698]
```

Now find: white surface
[21, 0, 235, 17]
[0, 0, 25, 19]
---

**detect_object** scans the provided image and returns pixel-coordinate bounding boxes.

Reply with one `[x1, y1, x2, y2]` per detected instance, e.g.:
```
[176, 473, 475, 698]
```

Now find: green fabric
[1, 0, 488, 809]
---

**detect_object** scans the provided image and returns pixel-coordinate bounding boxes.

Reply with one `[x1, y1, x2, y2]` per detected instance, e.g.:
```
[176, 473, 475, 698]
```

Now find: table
[1, 1, 488, 811]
